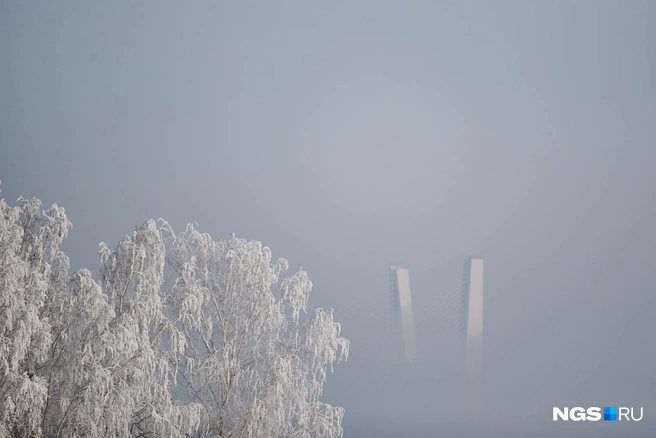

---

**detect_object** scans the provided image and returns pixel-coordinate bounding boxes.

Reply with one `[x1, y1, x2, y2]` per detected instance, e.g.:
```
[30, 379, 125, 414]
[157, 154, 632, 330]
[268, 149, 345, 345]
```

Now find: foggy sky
[2, 1, 655, 436]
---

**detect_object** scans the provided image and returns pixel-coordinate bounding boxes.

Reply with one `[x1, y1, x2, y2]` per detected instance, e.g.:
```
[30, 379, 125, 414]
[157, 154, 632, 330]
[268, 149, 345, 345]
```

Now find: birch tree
[97, 220, 202, 437]
[157, 223, 350, 437]
[98, 220, 349, 436]
[0, 193, 71, 437]
[1, 183, 349, 437]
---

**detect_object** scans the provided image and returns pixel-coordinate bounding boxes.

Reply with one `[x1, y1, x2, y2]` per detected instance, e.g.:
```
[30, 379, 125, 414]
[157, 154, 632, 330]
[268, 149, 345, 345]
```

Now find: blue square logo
[604, 407, 617, 421]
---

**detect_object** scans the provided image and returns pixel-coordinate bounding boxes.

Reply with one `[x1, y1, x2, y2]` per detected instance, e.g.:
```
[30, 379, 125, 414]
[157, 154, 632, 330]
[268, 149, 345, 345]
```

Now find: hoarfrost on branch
[0, 184, 349, 438]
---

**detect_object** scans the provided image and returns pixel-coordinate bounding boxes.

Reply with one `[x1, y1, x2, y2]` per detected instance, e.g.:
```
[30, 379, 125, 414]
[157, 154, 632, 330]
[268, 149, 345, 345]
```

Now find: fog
[2, 1, 655, 436]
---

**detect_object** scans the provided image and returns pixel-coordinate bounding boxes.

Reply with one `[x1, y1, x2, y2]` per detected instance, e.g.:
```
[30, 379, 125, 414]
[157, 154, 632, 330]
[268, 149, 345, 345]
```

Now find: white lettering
[553, 406, 643, 422]
[570, 407, 586, 421]
[553, 407, 569, 421]
[619, 407, 630, 421]
[586, 407, 601, 421]
[630, 407, 643, 421]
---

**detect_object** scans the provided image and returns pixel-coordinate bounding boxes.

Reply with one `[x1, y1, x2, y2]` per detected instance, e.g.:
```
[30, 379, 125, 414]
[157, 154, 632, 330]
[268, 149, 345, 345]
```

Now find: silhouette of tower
[461, 257, 484, 386]
[389, 265, 417, 363]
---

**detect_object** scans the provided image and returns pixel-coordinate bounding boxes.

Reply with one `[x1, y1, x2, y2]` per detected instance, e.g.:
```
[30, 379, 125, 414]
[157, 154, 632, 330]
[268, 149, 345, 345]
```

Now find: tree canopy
[0, 186, 349, 438]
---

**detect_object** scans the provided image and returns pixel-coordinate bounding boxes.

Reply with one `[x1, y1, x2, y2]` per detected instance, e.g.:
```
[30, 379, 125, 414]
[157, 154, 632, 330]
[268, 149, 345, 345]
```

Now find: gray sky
[2, 1, 655, 436]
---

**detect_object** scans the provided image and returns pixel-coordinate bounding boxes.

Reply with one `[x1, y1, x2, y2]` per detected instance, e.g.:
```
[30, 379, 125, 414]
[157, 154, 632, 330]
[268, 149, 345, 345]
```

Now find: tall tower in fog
[389, 265, 417, 363]
[461, 257, 484, 385]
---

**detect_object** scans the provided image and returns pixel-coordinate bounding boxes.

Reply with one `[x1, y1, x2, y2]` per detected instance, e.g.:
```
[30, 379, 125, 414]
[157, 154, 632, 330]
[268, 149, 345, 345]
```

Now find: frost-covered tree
[97, 220, 349, 437]
[0, 192, 71, 438]
[96, 220, 202, 437]
[0, 183, 348, 437]
[156, 223, 350, 437]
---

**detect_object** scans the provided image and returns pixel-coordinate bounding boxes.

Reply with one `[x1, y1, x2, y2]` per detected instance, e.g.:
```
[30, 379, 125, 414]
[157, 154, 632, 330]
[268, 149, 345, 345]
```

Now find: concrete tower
[389, 265, 417, 363]
[461, 257, 484, 385]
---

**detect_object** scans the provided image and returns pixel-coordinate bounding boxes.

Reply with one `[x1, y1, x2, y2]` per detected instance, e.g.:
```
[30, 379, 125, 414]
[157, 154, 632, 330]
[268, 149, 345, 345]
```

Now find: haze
[1, 1, 655, 437]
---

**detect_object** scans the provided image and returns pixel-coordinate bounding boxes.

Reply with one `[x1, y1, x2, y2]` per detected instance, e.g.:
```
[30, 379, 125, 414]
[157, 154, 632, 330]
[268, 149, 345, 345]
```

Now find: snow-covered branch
[0, 188, 348, 437]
